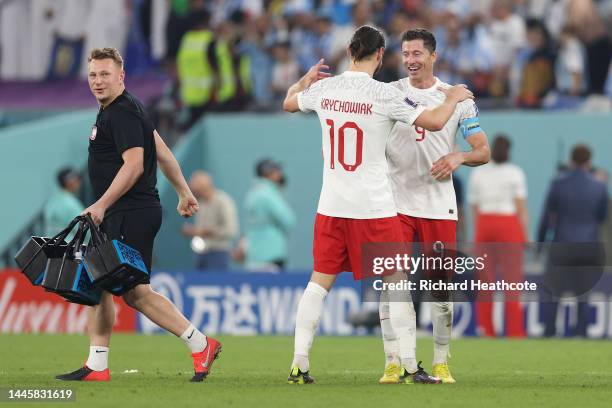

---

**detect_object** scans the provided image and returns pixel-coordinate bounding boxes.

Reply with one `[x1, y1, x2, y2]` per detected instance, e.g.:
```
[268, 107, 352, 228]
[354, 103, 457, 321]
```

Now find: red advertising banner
[0, 269, 136, 333]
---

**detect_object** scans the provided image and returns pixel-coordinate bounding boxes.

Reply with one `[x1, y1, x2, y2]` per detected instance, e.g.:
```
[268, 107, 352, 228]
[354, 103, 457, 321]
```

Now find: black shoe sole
[287, 377, 315, 384]
[55, 367, 93, 381]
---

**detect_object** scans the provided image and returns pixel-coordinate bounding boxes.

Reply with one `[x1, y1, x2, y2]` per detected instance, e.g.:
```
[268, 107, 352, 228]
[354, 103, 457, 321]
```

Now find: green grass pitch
[1, 334, 611, 407]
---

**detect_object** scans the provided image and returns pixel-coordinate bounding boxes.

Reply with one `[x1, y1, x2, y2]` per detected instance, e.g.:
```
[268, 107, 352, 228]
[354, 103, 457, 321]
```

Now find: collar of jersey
[342, 70, 371, 77]
[405, 76, 441, 93]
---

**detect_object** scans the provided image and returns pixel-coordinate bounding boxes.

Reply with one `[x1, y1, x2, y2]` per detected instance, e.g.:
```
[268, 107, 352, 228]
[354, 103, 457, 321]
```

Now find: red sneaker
[190, 338, 222, 382]
[55, 366, 110, 381]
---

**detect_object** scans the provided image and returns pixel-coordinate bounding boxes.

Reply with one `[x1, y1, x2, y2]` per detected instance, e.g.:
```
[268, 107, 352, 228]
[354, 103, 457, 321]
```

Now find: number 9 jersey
[387, 77, 481, 221]
[297, 71, 425, 219]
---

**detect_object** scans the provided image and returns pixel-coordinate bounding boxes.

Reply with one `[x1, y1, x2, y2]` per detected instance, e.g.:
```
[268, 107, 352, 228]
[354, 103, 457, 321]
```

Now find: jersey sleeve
[109, 109, 144, 154]
[297, 80, 324, 113]
[457, 100, 483, 139]
[384, 84, 426, 126]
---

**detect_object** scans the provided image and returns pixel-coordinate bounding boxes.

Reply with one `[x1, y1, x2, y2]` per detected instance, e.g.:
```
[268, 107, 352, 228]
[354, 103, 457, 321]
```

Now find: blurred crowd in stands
[1, 0, 611, 121]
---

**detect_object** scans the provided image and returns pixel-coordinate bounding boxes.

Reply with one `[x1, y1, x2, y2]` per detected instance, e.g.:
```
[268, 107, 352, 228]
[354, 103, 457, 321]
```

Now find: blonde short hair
[88, 47, 124, 68]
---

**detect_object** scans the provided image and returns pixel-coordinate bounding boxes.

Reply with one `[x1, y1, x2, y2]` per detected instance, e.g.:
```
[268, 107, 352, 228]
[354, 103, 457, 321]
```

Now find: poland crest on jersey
[90, 125, 97, 141]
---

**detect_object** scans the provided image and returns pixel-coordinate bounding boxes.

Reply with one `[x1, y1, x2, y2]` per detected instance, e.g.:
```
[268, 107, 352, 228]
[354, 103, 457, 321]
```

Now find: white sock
[180, 324, 207, 353]
[388, 290, 417, 373]
[292, 354, 310, 373]
[292, 282, 328, 372]
[86, 346, 109, 371]
[379, 291, 399, 366]
[432, 301, 453, 365]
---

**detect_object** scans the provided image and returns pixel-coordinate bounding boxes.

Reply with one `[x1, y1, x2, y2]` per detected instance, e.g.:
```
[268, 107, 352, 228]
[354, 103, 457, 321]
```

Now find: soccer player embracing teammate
[283, 25, 474, 384]
[381, 29, 490, 384]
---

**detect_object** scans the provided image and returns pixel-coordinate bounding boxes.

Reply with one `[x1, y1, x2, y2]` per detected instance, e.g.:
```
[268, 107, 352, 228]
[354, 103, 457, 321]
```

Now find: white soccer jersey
[387, 77, 481, 221]
[297, 71, 425, 219]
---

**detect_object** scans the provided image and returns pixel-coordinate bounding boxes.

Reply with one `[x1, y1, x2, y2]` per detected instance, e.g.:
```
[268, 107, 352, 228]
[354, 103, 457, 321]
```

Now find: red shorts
[398, 214, 457, 285]
[398, 214, 457, 244]
[313, 213, 404, 280]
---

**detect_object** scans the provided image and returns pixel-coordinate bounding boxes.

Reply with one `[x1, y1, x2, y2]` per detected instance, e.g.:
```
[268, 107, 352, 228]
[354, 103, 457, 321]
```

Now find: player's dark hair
[491, 134, 511, 164]
[401, 28, 436, 53]
[571, 144, 591, 166]
[348, 25, 385, 61]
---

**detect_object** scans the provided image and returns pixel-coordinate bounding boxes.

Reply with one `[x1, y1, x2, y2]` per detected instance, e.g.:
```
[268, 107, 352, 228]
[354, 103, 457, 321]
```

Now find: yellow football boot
[432, 363, 456, 384]
[378, 363, 401, 384]
[287, 366, 315, 384]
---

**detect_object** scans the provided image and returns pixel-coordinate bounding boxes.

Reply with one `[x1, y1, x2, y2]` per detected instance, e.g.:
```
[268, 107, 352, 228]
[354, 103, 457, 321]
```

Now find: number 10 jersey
[297, 71, 425, 219]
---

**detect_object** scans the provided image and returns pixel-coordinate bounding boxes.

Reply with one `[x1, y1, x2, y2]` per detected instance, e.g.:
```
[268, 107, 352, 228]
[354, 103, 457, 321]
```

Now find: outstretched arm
[283, 58, 331, 112]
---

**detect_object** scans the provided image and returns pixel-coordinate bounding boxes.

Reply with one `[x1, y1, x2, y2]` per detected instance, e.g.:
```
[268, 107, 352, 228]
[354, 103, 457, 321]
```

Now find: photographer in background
[242, 159, 296, 271]
[44, 167, 85, 238]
